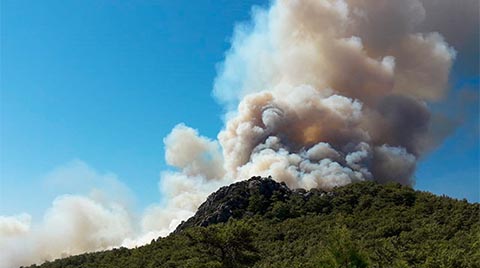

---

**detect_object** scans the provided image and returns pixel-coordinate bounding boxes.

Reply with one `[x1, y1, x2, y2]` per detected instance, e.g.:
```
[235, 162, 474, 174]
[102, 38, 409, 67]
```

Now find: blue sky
[1, 0, 478, 218]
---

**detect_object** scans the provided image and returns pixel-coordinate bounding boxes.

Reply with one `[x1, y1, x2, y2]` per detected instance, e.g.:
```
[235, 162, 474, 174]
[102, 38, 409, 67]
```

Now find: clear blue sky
[1, 0, 478, 218]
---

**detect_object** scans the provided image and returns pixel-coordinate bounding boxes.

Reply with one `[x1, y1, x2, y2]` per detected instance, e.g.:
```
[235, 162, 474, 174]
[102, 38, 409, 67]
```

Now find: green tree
[188, 221, 260, 268]
[317, 225, 369, 268]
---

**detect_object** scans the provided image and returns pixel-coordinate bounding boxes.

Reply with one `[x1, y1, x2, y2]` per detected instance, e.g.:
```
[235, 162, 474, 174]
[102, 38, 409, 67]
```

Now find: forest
[24, 178, 480, 268]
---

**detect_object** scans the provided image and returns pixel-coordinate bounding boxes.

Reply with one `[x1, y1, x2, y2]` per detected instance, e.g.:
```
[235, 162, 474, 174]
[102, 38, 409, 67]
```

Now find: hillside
[23, 177, 480, 268]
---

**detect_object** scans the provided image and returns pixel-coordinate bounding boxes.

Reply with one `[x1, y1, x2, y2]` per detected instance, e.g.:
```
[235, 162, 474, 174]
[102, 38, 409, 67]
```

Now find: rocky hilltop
[175, 176, 293, 231]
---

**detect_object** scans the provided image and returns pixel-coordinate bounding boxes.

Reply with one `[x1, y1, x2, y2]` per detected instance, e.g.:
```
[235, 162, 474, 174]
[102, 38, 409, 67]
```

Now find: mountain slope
[24, 177, 480, 268]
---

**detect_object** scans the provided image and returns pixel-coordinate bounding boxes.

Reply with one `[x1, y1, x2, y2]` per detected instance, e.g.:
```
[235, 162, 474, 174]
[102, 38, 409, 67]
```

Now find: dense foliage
[24, 181, 480, 268]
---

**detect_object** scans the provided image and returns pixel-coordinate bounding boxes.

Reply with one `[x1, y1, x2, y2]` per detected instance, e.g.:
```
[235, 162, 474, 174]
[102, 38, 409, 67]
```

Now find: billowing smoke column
[1, 0, 478, 267]
[157, 0, 477, 246]
[168, 0, 468, 190]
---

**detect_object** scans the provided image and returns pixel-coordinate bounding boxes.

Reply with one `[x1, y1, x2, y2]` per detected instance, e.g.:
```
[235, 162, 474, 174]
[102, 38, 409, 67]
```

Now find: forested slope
[24, 177, 480, 268]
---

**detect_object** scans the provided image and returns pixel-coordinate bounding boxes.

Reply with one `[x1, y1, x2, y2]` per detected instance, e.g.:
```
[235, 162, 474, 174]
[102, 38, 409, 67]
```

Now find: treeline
[24, 181, 480, 268]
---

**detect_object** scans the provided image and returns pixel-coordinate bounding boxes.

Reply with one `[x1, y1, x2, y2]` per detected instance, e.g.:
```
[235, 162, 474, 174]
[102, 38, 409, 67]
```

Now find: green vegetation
[24, 181, 480, 268]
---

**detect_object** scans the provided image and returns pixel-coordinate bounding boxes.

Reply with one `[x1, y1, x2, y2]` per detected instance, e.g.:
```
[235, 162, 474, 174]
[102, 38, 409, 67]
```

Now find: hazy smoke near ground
[1, 0, 478, 267]
[0, 195, 134, 268]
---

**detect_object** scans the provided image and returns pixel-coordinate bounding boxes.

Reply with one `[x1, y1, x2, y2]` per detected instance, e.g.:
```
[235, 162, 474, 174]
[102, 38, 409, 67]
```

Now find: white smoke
[0, 214, 31, 238]
[0, 195, 133, 268]
[164, 124, 225, 180]
[1, 0, 478, 267]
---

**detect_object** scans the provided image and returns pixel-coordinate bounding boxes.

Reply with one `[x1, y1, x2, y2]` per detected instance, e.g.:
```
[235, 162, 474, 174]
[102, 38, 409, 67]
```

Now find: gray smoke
[209, 0, 474, 189]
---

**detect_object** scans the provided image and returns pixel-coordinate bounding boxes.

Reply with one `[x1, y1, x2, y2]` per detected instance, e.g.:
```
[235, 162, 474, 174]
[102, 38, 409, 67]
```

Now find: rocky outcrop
[174, 176, 293, 232]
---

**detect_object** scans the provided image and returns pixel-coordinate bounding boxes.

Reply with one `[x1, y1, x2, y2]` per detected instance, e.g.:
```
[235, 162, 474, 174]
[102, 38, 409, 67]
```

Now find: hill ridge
[24, 177, 480, 268]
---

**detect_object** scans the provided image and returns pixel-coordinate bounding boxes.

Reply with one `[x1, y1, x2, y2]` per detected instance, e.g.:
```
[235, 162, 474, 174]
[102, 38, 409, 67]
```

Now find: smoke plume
[1, 0, 478, 267]
[146, 0, 478, 256]
[208, 0, 475, 190]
